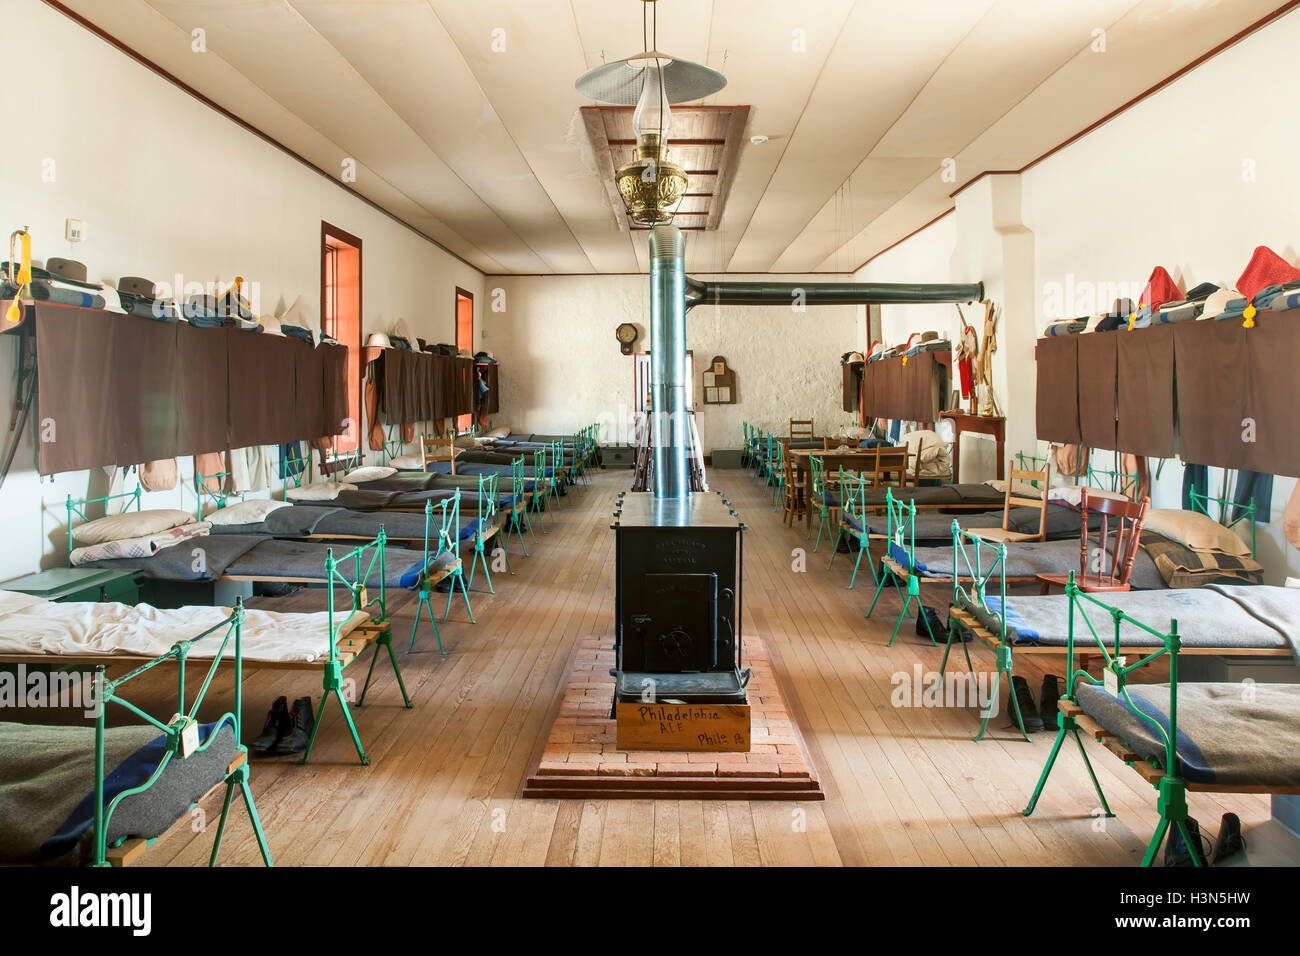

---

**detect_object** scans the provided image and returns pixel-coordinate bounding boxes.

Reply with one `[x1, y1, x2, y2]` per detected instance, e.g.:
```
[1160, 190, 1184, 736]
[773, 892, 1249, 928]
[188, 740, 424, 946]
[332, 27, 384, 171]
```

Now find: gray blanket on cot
[0, 719, 236, 864]
[954, 584, 1299, 655]
[906, 536, 1164, 590]
[867, 505, 1098, 541]
[862, 483, 1004, 506]
[209, 505, 343, 536]
[1075, 682, 1300, 788]
[83, 534, 270, 581]
[312, 509, 432, 540]
[223, 539, 425, 588]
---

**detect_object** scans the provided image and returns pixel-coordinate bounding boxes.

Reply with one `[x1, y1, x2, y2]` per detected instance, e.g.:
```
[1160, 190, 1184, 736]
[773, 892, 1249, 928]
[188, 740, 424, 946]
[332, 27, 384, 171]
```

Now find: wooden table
[939, 412, 1005, 482]
[788, 447, 908, 531]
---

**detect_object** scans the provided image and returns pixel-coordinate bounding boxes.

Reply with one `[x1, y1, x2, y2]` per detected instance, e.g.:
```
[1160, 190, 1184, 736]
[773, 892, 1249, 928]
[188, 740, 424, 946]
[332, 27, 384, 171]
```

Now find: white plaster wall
[0, 0, 484, 578]
[850, 7, 1300, 581]
[484, 273, 862, 454]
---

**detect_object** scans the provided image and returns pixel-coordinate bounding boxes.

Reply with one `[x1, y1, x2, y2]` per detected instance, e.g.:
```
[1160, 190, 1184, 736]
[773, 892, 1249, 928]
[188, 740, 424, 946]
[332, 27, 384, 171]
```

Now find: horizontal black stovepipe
[683, 278, 984, 310]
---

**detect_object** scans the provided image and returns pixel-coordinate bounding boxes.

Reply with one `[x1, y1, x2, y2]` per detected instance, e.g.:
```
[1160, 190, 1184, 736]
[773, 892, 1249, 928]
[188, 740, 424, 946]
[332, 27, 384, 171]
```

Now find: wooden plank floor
[136, 465, 1269, 866]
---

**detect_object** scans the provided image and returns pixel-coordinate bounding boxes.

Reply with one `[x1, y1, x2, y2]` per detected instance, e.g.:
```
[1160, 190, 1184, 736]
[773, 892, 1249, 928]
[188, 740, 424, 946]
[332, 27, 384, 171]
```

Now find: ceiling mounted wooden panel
[48, 0, 1294, 275]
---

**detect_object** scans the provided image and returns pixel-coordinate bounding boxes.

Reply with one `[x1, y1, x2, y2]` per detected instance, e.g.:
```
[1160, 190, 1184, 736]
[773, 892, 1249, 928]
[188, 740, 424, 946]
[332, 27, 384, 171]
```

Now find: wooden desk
[940, 412, 1005, 482]
[788, 447, 909, 530]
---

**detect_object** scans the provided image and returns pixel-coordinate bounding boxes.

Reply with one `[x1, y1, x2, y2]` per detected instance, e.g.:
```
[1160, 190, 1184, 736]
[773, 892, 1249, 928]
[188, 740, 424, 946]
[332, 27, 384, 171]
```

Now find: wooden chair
[1037, 490, 1151, 593]
[966, 459, 1050, 543]
[780, 443, 807, 528]
[869, 446, 912, 489]
[789, 419, 814, 442]
[421, 434, 457, 474]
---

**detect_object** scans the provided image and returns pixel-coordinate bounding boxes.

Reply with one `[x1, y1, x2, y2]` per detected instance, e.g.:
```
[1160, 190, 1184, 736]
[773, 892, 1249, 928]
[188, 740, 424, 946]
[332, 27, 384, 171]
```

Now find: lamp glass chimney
[632, 61, 671, 141]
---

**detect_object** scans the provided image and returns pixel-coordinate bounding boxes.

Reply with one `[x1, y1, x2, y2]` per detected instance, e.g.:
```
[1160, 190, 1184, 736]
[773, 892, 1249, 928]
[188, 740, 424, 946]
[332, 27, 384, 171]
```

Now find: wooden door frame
[321, 221, 363, 458]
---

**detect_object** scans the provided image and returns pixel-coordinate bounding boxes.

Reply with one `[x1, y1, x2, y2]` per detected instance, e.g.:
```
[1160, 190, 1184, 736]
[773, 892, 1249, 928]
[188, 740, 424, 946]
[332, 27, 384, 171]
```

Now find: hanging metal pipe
[683, 278, 984, 310]
[648, 224, 689, 499]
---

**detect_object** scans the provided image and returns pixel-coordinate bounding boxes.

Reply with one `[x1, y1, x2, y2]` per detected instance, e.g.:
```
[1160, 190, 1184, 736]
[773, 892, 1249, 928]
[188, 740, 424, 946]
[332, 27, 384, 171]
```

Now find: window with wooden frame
[321, 222, 362, 456]
[456, 288, 473, 434]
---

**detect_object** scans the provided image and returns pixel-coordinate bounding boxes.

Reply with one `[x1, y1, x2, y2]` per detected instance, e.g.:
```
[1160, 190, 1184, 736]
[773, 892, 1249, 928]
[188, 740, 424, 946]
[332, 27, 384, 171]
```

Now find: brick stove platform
[523, 635, 823, 800]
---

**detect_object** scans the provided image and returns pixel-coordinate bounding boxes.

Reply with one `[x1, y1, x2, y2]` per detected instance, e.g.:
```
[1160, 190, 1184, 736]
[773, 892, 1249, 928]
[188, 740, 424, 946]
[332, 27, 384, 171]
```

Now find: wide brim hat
[47, 257, 89, 284]
[118, 276, 156, 298]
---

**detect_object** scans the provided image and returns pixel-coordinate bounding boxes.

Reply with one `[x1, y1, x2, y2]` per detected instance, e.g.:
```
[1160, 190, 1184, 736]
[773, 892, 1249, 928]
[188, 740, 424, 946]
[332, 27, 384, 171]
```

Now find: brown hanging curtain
[1034, 335, 1079, 444]
[1116, 325, 1175, 458]
[1076, 332, 1117, 451]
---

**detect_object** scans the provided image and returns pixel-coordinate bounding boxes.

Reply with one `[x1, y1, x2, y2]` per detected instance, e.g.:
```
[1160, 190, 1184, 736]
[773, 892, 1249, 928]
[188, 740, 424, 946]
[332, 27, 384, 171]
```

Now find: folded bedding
[0, 718, 237, 864]
[949, 584, 1299, 655]
[901, 536, 1164, 590]
[69, 522, 211, 566]
[81, 534, 271, 581]
[1075, 682, 1300, 788]
[0, 589, 369, 661]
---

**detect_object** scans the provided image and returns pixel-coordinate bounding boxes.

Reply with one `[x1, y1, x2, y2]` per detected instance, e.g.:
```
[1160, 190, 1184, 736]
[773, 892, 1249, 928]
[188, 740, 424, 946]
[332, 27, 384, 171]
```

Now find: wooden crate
[616, 701, 750, 752]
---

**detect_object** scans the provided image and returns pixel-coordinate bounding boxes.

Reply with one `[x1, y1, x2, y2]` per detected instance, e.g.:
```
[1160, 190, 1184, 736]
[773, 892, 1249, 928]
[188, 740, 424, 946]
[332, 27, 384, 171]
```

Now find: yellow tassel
[901, 356, 908, 366]
[15, 233, 30, 285]
[5, 301, 20, 324]
[1127, 313, 1137, 331]
[1243, 304, 1256, 328]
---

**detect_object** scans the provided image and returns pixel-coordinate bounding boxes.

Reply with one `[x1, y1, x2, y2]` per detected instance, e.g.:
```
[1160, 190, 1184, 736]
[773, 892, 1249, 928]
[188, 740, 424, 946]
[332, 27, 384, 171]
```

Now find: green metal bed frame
[306, 528, 412, 765]
[865, 489, 940, 648]
[90, 601, 272, 867]
[408, 490, 474, 654]
[1021, 577, 1186, 865]
[826, 466, 877, 589]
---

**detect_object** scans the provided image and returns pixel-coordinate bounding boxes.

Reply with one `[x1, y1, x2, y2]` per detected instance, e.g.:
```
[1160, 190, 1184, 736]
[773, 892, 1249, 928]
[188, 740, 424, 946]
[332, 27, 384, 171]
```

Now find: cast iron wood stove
[612, 490, 748, 704]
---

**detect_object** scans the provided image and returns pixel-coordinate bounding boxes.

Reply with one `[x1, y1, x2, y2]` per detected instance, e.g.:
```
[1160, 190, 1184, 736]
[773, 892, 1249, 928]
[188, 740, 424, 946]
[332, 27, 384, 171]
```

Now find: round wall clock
[615, 322, 638, 355]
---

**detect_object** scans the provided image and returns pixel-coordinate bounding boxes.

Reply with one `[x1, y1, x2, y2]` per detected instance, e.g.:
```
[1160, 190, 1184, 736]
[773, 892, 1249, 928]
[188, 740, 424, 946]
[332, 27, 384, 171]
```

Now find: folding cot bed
[206, 469, 519, 589]
[0, 602, 273, 866]
[29, 521, 420, 764]
[1017, 581, 1300, 866]
[937, 529, 1296, 742]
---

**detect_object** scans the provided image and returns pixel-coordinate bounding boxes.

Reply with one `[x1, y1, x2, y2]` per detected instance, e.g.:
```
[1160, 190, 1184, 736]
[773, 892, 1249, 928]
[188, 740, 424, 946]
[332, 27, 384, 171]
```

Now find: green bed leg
[358, 642, 381, 706]
[239, 777, 273, 867]
[468, 543, 495, 594]
[302, 662, 368, 766]
[377, 629, 412, 708]
[445, 571, 475, 623]
[408, 588, 443, 653]
[979, 644, 1029, 743]
[1151, 776, 1201, 867]
[209, 759, 273, 867]
[209, 776, 237, 866]
[511, 512, 530, 557]
[826, 527, 844, 570]
[1023, 724, 1068, 816]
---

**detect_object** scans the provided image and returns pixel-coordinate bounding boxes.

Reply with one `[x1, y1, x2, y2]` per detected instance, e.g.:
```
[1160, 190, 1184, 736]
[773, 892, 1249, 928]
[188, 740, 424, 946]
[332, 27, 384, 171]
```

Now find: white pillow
[341, 465, 397, 483]
[207, 498, 291, 526]
[1143, 509, 1251, 556]
[287, 481, 356, 502]
[984, 479, 1045, 500]
[485, 426, 510, 439]
[904, 430, 948, 464]
[390, 455, 424, 470]
[71, 508, 195, 546]
[1048, 485, 1128, 508]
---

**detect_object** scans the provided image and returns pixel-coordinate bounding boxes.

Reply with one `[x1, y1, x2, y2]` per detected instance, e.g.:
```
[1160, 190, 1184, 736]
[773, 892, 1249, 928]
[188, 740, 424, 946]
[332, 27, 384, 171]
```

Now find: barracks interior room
[2, 0, 1300, 899]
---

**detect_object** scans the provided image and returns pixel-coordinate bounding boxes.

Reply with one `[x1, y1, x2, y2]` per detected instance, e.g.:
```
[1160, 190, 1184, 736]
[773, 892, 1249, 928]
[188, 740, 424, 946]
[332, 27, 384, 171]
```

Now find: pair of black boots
[251, 696, 314, 755]
[1165, 812, 1246, 866]
[1005, 675, 1061, 733]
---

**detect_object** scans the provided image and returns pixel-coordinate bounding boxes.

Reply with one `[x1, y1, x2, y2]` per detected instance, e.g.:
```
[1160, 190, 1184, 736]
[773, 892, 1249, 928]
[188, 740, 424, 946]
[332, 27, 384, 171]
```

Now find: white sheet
[0, 590, 369, 664]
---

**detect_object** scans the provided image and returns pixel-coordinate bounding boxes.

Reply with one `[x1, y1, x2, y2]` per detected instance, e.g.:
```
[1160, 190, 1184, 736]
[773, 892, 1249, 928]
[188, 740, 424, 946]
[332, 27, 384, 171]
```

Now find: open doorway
[456, 288, 473, 434]
[322, 223, 362, 457]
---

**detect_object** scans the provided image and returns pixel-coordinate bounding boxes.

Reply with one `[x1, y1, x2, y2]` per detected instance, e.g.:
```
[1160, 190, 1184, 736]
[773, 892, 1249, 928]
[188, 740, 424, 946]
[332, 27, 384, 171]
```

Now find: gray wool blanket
[1075, 682, 1300, 788]
[0, 719, 236, 864]
[953, 584, 1300, 656]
